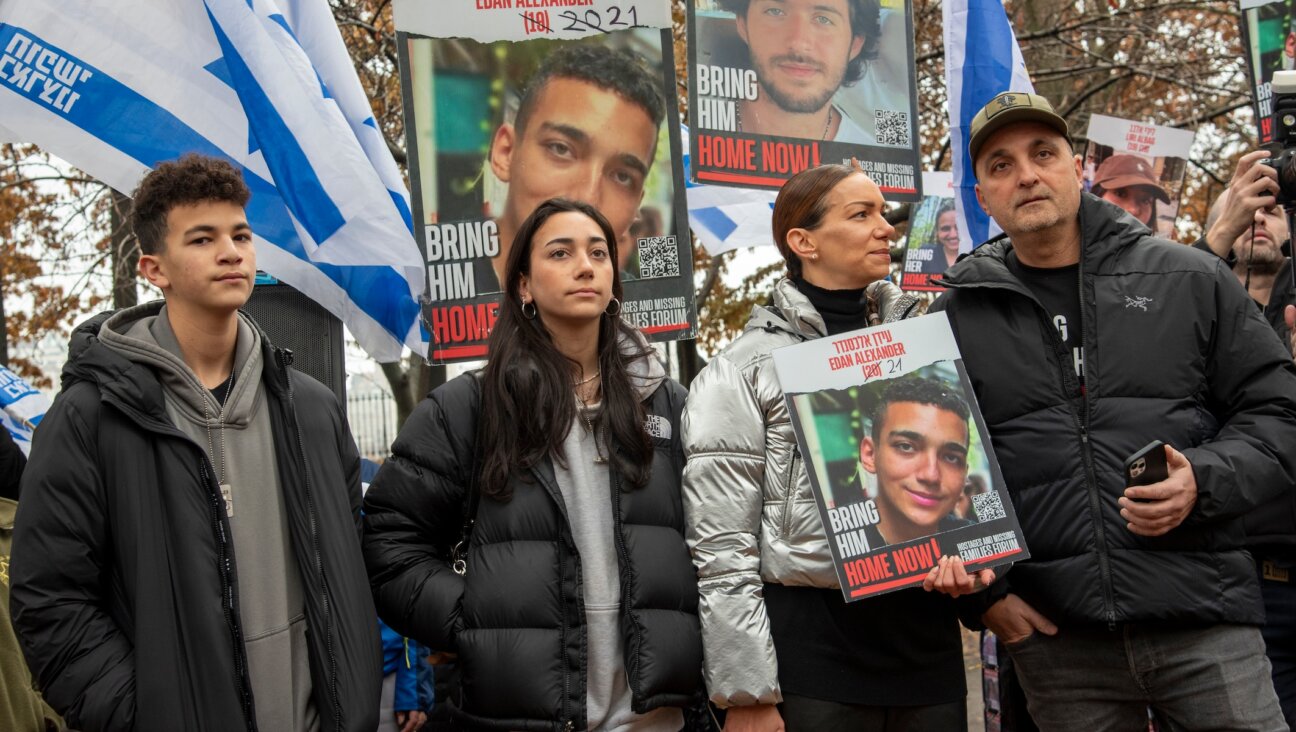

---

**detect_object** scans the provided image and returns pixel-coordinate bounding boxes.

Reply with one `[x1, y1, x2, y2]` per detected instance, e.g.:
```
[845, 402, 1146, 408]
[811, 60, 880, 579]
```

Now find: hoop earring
[522, 300, 537, 320]
[605, 298, 621, 316]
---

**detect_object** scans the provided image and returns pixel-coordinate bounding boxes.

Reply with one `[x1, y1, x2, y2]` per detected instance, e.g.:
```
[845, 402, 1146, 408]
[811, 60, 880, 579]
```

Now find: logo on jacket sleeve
[644, 414, 671, 440]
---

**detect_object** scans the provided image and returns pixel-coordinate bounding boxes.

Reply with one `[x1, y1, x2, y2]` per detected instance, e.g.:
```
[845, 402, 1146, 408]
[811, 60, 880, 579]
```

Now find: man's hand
[723, 703, 785, 732]
[981, 594, 1057, 645]
[1119, 444, 1197, 537]
[1205, 151, 1279, 258]
[395, 710, 426, 732]
[922, 555, 996, 597]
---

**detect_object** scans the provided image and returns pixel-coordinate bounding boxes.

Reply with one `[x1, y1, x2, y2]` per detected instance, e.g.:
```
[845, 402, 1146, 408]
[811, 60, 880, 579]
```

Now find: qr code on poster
[972, 492, 1007, 522]
[875, 109, 910, 146]
[637, 235, 680, 279]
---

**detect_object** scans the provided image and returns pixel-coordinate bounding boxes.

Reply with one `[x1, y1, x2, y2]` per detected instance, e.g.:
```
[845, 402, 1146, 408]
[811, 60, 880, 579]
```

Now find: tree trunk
[383, 354, 445, 429]
[110, 189, 139, 308]
[675, 339, 704, 387]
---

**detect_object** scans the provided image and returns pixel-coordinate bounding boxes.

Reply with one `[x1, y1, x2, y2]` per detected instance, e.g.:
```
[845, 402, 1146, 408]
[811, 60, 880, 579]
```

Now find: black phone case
[1124, 440, 1169, 487]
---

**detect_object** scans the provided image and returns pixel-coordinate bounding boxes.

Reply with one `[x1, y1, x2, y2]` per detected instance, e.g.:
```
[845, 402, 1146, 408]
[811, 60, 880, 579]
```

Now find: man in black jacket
[932, 92, 1296, 730]
[9, 154, 381, 732]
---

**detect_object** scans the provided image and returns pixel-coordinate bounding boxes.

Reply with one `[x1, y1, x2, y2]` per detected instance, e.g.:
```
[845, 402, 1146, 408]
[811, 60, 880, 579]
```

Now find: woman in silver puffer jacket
[681, 163, 977, 732]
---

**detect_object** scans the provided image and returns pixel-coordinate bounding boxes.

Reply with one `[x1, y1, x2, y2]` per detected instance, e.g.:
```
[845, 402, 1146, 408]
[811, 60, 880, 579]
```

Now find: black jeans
[779, 692, 967, 732]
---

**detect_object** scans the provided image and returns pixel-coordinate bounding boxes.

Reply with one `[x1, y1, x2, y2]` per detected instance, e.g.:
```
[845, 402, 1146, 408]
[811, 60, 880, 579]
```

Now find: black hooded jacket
[9, 309, 382, 732]
[363, 372, 704, 731]
[932, 194, 1296, 627]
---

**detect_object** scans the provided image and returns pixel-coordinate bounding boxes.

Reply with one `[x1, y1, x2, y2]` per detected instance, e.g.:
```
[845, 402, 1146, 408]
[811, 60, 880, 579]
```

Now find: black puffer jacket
[9, 311, 382, 732]
[363, 372, 704, 731]
[932, 194, 1296, 627]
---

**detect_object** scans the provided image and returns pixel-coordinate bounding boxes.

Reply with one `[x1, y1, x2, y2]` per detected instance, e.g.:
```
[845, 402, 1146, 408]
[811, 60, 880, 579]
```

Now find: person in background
[378, 620, 433, 732]
[0, 427, 62, 732]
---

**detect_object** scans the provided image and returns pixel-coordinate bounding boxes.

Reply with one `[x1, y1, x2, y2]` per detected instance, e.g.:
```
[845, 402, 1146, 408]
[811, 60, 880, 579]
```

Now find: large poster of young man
[1081, 115, 1194, 240]
[686, 0, 922, 198]
[393, 0, 696, 362]
[1241, 0, 1295, 144]
[772, 313, 1028, 600]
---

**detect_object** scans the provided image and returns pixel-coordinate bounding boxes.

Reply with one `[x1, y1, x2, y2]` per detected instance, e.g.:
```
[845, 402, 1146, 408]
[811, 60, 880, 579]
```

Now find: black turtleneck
[793, 277, 869, 336]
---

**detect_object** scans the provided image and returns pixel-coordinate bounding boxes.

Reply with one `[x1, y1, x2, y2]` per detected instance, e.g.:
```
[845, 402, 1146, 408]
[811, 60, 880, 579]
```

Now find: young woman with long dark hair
[363, 199, 703, 731]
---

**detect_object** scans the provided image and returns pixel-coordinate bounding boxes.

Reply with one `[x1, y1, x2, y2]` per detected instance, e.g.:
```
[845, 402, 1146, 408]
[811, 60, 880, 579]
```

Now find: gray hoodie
[552, 332, 682, 732]
[99, 302, 317, 732]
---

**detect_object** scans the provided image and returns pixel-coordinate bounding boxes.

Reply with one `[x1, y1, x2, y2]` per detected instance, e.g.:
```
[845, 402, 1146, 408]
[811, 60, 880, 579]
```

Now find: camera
[1271, 70, 1296, 206]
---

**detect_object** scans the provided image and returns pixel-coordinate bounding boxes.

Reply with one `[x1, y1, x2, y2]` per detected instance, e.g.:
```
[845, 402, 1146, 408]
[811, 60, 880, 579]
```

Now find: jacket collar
[939, 192, 1151, 291]
[744, 276, 919, 340]
[61, 303, 293, 424]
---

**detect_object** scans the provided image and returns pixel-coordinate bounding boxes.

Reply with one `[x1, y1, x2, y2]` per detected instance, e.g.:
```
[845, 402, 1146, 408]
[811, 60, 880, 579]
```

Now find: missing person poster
[686, 0, 922, 198]
[1241, 0, 1293, 144]
[900, 171, 959, 292]
[393, 0, 696, 362]
[771, 313, 1027, 601]
[1081, 115, 1194, 239]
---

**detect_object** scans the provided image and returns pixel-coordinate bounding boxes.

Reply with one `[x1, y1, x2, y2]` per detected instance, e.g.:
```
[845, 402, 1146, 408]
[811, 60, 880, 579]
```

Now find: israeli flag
[943, 0, 1034, 251]
[0, 366, 49, 456]
[683, 126, 778, 256]
[0, 0, 426, 362]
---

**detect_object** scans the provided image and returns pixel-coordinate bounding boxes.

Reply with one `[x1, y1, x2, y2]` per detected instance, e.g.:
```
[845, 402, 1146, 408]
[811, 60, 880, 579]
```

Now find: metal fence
[347, 390, 398, 462]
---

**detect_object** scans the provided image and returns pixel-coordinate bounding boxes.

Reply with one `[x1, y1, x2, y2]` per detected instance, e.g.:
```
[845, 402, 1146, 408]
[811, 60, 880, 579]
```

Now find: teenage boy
[10, 154, 381, 732]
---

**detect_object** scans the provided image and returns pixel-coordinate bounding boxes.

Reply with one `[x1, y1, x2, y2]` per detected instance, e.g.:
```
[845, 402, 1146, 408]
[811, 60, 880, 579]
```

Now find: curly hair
[717, 0, 881, 86]
[130, 154, 251, 255]
[869, 376, 970, 443]
[513, 44, 665, 140]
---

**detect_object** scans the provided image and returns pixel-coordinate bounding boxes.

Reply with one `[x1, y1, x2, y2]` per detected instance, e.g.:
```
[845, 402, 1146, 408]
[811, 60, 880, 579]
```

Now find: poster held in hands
[771, 312, 1028, 600]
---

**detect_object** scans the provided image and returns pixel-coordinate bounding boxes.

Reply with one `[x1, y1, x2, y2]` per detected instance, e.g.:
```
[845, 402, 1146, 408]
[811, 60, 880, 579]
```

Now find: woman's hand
[922, 555, 995, 597]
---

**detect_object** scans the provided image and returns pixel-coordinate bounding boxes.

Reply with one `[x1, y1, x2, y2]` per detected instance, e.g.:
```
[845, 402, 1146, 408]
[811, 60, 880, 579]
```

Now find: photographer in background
[1197, 149, 1296, 726]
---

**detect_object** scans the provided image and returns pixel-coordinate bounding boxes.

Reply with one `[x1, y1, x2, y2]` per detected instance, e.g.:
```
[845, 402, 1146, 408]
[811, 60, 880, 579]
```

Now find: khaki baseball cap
[968, 92, 1071, 170]
[1092, 154, 1170, 203]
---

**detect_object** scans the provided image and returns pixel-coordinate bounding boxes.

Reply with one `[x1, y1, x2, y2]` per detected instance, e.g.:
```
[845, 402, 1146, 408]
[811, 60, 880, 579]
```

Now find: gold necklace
[578, 375, 607, 465]
[736, 104, 834, 140]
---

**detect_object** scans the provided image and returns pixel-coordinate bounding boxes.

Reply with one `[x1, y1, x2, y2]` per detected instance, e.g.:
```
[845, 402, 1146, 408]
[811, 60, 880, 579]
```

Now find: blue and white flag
[943, 0, 1034, 251]
[0, 366, 48, 456]
[0, 0, 426, 362]
[682, 126, 778, 256]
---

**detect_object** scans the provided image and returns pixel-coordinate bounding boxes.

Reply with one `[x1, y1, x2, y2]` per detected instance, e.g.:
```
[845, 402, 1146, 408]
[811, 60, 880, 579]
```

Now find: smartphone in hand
[1124, 440, 1169, 487]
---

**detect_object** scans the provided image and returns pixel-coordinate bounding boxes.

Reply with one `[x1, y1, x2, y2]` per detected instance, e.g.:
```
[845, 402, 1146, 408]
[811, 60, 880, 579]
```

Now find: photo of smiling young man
[859, 376, 976, 547]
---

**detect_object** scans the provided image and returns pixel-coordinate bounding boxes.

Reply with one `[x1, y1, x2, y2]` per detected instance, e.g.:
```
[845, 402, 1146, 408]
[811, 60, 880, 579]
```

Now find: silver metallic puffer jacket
[681, 277, 920, 708]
